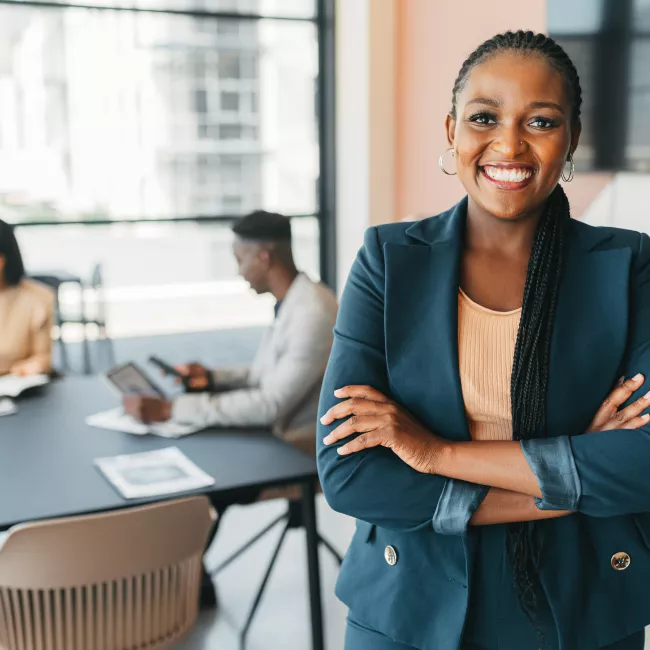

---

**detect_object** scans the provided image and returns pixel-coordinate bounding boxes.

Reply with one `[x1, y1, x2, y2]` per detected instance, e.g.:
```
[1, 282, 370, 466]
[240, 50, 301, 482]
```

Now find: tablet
[104, 362, 167, 399]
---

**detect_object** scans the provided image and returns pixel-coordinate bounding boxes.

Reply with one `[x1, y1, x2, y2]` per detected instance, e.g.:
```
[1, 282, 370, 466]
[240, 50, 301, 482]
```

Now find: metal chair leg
[319, 534, 344, 565]
[211, 512, 287, 576]
[79, 283, 91, 375]
[58, 338, 70, 374]
[240, 519, 292, 650]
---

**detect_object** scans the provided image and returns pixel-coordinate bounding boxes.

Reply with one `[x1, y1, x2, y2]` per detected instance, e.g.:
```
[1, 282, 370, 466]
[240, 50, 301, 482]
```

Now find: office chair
[31, 263, 115, 375]
[30, 270, 87, 374]
[0, 496, 216, 650]
[87, 263, 116, 373]
[210, 495, 343, 649]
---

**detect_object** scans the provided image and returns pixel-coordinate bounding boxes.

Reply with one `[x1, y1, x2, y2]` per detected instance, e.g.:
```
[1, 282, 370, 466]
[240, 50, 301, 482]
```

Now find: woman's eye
[468, 112, 497, 126]
[529, 117, 557, 129]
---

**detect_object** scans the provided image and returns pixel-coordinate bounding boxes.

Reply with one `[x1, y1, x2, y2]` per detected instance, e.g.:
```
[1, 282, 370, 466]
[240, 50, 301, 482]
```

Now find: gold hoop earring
[438, 147, 457, 176]
[561, 153, 575, 183]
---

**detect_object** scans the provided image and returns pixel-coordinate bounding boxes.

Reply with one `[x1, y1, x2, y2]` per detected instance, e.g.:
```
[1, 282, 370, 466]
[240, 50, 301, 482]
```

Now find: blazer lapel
[546, 223, 632, 437]
[384, 199, 472, 442]
[382, 199, 633, 443]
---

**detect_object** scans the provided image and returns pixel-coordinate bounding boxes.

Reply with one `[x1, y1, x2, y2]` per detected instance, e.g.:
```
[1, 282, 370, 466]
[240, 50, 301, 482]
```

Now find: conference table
[0, 377, 325, 650]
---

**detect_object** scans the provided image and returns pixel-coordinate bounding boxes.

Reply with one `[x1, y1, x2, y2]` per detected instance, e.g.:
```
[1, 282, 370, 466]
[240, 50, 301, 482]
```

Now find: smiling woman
[318, 30, 650, 650]
[449, 38, 580, 225]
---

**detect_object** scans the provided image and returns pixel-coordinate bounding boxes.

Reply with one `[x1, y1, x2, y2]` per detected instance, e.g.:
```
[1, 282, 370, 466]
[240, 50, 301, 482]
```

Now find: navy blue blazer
[317, 197, 650, 650]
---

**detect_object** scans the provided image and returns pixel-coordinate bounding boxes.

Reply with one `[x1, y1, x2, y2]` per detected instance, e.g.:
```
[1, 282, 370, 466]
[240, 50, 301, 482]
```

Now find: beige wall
[335, 0, 398, 289]
[395, 1, 547, 220]
[369, 0, 397, 227]
[335, 1, 547, 287]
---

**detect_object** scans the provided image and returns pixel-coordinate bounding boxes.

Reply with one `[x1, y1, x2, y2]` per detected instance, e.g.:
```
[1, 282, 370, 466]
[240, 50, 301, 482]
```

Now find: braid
[508, 185, 569, 647]
[450, 31, 581, 645]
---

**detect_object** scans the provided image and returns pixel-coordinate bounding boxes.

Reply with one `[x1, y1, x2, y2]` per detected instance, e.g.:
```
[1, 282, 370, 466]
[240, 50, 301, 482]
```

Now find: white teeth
[483, 166, 533, 182]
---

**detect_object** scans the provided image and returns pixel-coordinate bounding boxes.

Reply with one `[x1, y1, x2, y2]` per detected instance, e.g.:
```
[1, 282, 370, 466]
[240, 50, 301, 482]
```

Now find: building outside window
[2, 0, 329, 337]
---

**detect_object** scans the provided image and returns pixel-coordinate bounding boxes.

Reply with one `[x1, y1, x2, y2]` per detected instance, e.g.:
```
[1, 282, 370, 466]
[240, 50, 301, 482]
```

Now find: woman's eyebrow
[528, 101, 565, 114]
[465, 97, 501, 108]
[464, 98, 566, 114]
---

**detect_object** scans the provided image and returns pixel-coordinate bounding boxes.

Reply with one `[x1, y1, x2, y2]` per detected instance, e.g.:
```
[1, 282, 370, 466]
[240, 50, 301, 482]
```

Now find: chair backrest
[0, 496, 216, 650]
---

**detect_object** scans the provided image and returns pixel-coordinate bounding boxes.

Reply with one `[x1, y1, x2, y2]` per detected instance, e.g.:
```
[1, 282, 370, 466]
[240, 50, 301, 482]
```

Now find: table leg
[79, 281, 91, 375]
[302, 479, 324, 650]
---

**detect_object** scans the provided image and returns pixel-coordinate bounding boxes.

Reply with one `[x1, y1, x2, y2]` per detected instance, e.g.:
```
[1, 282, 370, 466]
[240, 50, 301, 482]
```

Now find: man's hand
[175, 363, 211, 390]
[124, 396, 172, 423]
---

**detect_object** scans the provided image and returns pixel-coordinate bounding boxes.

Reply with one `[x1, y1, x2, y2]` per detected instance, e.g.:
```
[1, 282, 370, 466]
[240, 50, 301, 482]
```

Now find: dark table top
[0, 377, 318, 530]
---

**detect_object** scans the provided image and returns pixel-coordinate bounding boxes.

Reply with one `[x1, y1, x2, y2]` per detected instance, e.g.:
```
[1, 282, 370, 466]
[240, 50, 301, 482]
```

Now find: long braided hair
[450, 31, 582, 637]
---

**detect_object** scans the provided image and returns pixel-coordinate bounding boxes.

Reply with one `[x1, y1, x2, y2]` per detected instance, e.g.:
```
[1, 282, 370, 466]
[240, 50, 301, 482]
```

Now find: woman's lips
[479, 165, 535, 190]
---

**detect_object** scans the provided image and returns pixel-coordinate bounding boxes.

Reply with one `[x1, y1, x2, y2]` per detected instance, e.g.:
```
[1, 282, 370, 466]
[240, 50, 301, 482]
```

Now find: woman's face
[446, 51, 581, 222]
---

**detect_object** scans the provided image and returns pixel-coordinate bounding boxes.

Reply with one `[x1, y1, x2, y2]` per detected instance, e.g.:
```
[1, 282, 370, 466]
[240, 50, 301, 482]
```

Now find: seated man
[124, 210, 338, 457]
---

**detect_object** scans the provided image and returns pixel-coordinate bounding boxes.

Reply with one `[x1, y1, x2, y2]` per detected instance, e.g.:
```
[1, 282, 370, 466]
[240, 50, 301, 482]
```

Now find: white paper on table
[0, 374, 50, 398]
[0, 398, 17, 417]
[94, 446, 215, 499]
[86, 407, 203, 438]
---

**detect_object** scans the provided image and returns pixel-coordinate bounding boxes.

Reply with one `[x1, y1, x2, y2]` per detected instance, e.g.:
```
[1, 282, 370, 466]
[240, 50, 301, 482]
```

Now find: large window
[0, 2, 319, 222]
[7, 0, 334, 338]
[549, 0, 650, 172]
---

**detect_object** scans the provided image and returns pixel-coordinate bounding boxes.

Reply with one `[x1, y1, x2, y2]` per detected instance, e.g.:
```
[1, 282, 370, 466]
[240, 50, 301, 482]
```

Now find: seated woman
[0, 220, 54, 376]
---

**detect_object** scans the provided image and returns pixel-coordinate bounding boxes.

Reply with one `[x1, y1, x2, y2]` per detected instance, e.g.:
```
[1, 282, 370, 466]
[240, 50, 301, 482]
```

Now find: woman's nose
[491, 127, 527, 158]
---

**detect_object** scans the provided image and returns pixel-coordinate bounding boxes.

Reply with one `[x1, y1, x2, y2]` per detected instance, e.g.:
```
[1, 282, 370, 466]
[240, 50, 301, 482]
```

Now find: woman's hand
[10, 359, 44, 377]
[320, 385, 445, 474]
[586, 373, 650, 432]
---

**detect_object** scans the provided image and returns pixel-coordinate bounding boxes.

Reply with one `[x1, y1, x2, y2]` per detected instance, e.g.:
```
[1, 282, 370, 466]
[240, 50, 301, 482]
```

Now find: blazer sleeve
[173, 305, 333, 428]
[210, 367, 251, 391]
[317, 227, 483, 533]
[522, 232, 650, 517]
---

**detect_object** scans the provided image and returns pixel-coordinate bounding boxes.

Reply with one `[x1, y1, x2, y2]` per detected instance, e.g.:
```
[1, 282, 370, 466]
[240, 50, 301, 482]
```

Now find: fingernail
[336, 447, 345, 455]
[643, 414, 650, 421]
[644, 392, 650, 400]
[320, 415, 327, 424]
[323, 435, 332, 445]
[634, 373, 644, 383]
[334, 389, 344, 397]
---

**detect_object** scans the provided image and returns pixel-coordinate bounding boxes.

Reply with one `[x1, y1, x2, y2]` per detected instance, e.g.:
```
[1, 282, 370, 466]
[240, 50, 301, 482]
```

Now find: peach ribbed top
[457, 288, 522, 441]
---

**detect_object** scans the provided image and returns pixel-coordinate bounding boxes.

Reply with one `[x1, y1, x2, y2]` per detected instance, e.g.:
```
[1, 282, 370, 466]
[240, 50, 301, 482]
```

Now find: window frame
[6, 0, 337, 290]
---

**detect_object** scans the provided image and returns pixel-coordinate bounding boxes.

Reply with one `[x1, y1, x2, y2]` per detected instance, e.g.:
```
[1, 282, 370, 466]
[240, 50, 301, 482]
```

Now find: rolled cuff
[520, 437, 581, 511]
[211, 367, 250, 391]
[172, 393, 218, 426]
[432, 479, 489, 536]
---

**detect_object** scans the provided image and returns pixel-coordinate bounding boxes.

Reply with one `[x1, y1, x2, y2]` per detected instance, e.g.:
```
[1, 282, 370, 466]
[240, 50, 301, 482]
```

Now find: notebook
[94, 447, 214, 499]
[86, 407, 203, 438]
[0, 374, 50, 398]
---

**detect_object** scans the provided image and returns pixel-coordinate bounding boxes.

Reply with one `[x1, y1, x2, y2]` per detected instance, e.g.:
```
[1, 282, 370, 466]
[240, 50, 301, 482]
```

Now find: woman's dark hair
[0, 219, 26, 286]
[450, 31, 582, 642]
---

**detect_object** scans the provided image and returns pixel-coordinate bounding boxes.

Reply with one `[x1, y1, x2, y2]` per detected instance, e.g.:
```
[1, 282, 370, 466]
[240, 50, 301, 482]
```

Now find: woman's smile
[479, 162, 536, 191]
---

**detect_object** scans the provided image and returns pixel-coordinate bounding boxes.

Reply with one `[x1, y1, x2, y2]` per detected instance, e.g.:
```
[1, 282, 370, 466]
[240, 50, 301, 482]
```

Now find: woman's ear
[445, 114, 456, 147]
[570, 120, 582, 158]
